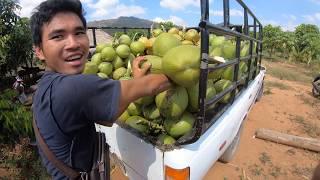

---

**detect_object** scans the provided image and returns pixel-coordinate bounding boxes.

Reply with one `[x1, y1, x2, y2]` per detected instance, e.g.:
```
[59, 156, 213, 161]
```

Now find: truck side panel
[96, 124, 164, 180]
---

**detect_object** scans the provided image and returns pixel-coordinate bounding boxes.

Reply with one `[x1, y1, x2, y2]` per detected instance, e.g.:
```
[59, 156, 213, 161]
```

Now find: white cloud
[112, 5, 145, 18]
[84, 0, 145, 20]
[153, 16, 187, 26]
[303, 12, 320, 23]
[261, 19, 297, 32]
[17, 0, 46, 17]
[160, 0, 199, 11]
[210, 9, 243, 17]
[311, 0, 320, 4]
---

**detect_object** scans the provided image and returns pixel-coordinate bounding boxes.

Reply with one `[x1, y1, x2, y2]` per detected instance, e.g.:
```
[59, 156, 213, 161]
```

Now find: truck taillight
[165, 166, 190, 180]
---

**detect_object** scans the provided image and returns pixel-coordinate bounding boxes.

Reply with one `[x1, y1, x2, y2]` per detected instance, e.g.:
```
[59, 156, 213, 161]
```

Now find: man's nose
[65, 35, 80, 50]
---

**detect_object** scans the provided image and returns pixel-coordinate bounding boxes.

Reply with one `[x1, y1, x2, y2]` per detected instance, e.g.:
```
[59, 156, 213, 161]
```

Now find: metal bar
[205, 83, 237, 108]
[92, 28, 97, 47]
[244, 9, 249, 35]
[200, 20, 262, 43]
[208, 59, 238, 72]
[201, 0, 209, 21]
[223, 0, 230, 27]
[235, 0, 262, 25]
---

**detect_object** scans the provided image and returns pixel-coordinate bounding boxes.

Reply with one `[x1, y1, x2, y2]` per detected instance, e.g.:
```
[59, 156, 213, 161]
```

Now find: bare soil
[204, 60, 320, 180]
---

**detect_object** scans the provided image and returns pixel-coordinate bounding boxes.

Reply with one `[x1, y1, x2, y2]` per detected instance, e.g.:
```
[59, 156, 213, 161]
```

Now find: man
[30, 0, 170, 179]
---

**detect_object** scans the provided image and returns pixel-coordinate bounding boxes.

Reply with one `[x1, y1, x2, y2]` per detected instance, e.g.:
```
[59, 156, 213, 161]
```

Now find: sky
[17, 0, 320, 32]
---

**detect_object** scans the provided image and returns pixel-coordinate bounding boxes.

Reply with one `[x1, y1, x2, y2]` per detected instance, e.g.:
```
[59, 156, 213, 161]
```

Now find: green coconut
[142, 104, 160, 120]
[130, 41, 145, 56]
[95, 43, 111, 53]
[155, 85, 188, 119]
[184, 29, 200, 43]
[164, 111, 195, 138]
[158, 134, 176, 145]
[127, 102, 141, 116]
[210, 35, 226, 47]
[97, 72, 108, 79]
[168, 27, 179, 34]
[214, 79, 233, 103]
[143, 55, 163, 74]
[118, 34, 131, 46]
[83, 62, 98, 75]
[112, 67, 127, 80]
[116, 44, 131, 59]
[112, 56, 124, 70]
[98, 62, 113, 76]
[124, 53, 135, 68]
[135, 95, 154, 106]
[91, 53, 102, 66]
[187, 80, 216, 112]
[208, 64, 224, 80]
[181, 40, 194, 45]
[162, 45, 200, 88]
[118, 110, 130, 122]
[125, 116, 148, 134]
[209, 47, 223, 57]
[101, 46, 116, 62]
[222, 40, 236, 60]
[152, 29, 163, 37]
[240, 42, 250, 57]
[152, 33, 181, 57]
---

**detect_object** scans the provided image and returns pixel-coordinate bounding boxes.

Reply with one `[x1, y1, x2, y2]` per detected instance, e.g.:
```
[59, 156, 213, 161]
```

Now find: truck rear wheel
[219, 124, 244, 163]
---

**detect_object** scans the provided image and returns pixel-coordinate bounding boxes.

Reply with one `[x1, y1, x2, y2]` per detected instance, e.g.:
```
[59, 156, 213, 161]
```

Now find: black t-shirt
[33, 71, 120, 179]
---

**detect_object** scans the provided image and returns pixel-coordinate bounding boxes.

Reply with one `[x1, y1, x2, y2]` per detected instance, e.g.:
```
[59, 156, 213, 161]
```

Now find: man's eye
[76, 31, 86, 36]
[51, 35, 63, 40]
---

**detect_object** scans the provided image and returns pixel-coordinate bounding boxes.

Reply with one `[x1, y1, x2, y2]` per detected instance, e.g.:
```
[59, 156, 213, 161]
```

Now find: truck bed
[96, 67, 265, 180]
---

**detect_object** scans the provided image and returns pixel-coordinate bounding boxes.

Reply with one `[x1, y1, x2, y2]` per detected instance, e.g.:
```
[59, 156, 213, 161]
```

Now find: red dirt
[204, 61, 320, 180]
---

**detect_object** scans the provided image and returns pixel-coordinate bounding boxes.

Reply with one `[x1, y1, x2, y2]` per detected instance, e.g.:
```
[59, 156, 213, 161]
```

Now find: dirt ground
[204, 60, 320, 180]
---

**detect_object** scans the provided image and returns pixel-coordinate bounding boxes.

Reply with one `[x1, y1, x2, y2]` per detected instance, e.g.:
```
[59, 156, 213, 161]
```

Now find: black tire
[219, 124, 244, 163]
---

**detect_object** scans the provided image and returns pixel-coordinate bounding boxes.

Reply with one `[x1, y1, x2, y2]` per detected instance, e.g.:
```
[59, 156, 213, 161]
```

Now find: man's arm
[97, 56, 171, 126]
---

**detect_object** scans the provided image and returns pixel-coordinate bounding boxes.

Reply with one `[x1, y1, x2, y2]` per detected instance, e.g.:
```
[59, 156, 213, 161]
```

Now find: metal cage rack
[87, 0, 263, 147]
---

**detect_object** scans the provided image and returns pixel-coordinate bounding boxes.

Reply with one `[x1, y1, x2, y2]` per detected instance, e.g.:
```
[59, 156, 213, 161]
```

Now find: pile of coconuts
[83, 26, 255, 146]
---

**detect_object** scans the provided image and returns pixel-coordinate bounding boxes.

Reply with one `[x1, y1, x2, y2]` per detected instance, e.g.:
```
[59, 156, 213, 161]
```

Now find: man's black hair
[30, 0, 86, 47]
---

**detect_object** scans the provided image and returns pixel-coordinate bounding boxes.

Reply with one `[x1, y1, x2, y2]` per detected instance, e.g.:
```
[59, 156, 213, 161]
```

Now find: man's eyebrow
[48, 26, 86, 36]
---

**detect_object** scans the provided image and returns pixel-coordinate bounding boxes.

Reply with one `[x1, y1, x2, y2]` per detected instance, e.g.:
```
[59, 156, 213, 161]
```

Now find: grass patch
[263, 59, 314, 83]
[0, 138, 50, 179]
[259, 152, 271, 165]
[291, 164, 314, 178]
[249, 164, 265, 176]
[269, 166, 285, 178]
[296, 93, 320, 107]
[264, 88, 273, 95]
[290, 115, 320, 138]
[266, 65, 312, 83]
[265, 81, 292, 90]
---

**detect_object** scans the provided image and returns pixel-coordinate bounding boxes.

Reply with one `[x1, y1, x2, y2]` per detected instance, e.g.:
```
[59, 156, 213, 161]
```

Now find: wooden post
[255, 128, 320, 152]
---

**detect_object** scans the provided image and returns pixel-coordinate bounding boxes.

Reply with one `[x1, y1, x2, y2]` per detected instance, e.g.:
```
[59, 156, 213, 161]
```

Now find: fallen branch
[255, 128, 320, 152]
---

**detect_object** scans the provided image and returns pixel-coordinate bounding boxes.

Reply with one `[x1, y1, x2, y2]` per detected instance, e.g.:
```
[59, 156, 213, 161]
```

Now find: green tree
[262, 24, 282, 57]
[0, 0, 20, 36]
[0, 0, 33, 77]
[293, 24, 320, 64]
[159, 21, 176, 31]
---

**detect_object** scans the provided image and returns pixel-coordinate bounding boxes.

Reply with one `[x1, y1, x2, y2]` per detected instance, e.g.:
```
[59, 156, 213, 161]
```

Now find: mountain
[87, 16, 160, 37]
[87, 16, 157, 29]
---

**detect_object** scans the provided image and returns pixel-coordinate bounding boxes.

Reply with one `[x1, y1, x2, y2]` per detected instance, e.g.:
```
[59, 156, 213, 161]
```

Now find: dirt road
[204, 60, 320, 180]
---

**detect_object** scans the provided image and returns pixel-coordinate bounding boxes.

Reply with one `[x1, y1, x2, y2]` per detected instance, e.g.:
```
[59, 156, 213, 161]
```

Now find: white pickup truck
[93, 0, 265, 179]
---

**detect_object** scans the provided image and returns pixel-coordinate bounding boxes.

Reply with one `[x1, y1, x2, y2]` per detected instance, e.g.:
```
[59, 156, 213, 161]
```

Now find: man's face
[35, 12, 89, 74]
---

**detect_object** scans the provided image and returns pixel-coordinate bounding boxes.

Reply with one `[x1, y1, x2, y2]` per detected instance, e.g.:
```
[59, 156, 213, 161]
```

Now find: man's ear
[34, 45, 45, 60]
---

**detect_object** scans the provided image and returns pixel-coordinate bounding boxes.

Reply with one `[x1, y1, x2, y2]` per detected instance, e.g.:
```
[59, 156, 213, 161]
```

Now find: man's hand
[132, 56, 151, 78]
